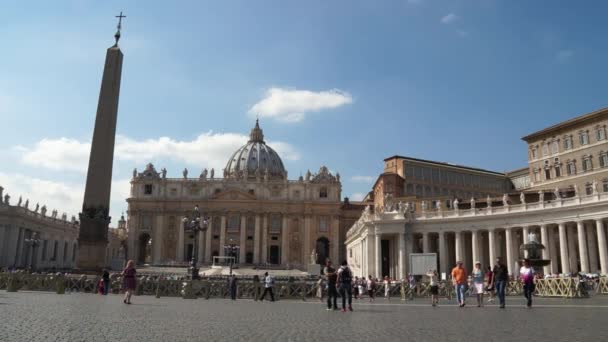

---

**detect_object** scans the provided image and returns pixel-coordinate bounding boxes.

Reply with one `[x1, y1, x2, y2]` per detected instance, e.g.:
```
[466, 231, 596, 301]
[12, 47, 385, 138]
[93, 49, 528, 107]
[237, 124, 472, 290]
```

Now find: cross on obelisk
[114, 11, 126, 46]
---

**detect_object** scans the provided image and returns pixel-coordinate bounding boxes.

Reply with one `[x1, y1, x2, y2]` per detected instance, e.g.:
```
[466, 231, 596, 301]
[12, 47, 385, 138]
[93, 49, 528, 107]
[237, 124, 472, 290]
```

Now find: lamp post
[182, 205, 208, 280]
[24, 232, 42, 271]
[223, 238, 240, 276]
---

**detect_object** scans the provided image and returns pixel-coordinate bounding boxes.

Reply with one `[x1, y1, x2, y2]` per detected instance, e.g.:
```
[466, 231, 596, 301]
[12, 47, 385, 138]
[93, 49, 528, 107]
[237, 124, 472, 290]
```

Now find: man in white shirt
[259, 272, 275, 302]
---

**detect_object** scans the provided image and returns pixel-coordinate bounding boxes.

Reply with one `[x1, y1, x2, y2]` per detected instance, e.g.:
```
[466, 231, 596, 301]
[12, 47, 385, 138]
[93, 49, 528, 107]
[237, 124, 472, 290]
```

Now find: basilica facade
[126, 121, 362, 269]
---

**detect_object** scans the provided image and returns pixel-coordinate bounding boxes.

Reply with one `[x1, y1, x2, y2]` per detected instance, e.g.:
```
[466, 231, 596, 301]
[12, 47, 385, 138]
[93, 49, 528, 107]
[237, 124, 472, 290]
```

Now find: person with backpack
[323, 259, 339, 310]
[337, 260, 354, 312]
[259, 272, 275, 302]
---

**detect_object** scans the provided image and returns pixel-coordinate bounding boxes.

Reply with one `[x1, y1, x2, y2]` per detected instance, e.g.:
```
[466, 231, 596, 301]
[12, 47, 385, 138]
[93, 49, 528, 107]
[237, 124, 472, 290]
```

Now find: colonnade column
[239, 215, 247, 263]
[438, 231, 448, 276]
[253, 215, 261, 264]
[586, 222, 599, 273]
[596, 219, 608, 275]
[540, 224, 551, 275]
[488, 229, 496, 267]
[303, 215, 311, 265]
[261, 215, 268, 264]
[281, 216, 289, 265]
[548, 227, 559, 274]
[204, 216, 212, 263]
[505, 228, 514, 275]
[422, 232, 430, 253]
[558, 223, 570, 274]
[455, 231, 463, 263]
[375, 232, 382, 279]
[177, 216, 185, 262]
[219, 216, 226, 257]
[577, 221, 589, 273]
[567, 225, 578, 273]
[398, 232, 405, 280]
[471, 230, 479, 270]
[332, 216, 340, 263]
[197, 220, 205, 264]
[153, 215, 163, 264]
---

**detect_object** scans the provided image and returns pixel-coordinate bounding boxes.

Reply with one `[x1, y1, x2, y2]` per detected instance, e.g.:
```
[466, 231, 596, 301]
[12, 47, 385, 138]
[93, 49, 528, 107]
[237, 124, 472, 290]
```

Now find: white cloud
[248, 87, 353, 123]
[555, 50, 574, 63]
[441, 13, 459, 24]
[16, 132, 300, 173]
[350, 175, 375, 183]
[350, 193, 366, 201]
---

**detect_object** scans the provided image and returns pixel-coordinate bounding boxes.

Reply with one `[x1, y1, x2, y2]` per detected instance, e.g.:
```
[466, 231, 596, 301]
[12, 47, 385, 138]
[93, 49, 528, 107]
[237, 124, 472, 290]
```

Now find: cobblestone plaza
[1, 291, 607, 341]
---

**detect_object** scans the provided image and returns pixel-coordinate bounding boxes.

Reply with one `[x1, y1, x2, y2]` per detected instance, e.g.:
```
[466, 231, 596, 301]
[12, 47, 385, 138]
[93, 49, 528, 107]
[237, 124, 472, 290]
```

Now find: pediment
[212, 189, 257, 201]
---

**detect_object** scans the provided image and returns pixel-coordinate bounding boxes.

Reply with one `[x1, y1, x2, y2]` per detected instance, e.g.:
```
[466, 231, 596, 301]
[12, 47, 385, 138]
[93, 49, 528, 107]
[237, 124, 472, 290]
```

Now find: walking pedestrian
[102, 269, 110, 295]
[426, 269, 439, 306]
[229, 274, 238, 300]
[122, 260, 136, 304]
[472, 261, 484, 307]
[383, 276, 391, 301]
[353, 276, 359, 299]
[324, 259, 339, 311]
[407, 273, 416, 300]
[337, 260, 354, 312]
[316, 276, 324, 302]
[366, 275, 375, 302]
[485, 266, 495, 302]
[492, 257, 509, 308]
[358, 277, 365, 300]
[259, 272, 275, 302]
[451, 261, 467, 307]
[520, 259, 535, 308]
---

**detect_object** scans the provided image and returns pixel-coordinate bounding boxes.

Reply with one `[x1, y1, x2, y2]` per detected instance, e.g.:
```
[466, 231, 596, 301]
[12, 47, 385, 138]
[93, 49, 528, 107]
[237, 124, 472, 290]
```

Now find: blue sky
[1, 0, 607, 225]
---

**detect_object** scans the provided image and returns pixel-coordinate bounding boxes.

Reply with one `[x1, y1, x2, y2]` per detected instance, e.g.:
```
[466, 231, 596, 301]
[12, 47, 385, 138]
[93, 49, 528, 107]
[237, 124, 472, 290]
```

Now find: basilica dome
[224, 120, 287, 180]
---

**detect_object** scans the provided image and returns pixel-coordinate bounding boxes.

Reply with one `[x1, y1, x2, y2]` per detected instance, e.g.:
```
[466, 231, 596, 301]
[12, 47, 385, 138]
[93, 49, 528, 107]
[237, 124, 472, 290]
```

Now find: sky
[1, 0, 608, 226]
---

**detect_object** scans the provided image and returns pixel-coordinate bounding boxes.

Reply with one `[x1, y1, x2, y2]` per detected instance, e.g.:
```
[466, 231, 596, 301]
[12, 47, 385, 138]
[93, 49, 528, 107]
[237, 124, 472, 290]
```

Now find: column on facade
[127, 214, 138, 262]
[253, 215, 261, 264]
[422, 232, 430, 253]
[281, 216, 289, 265]
[239, 214, 247, 263]
[0, 225, 6, 266]
[366, 233, 374, 278]
[505, 228, 514, 275]
[375, 232, 382, 279]
[261, 214, 268, 264]
[398, 232, 405, 280]
[558, 223, 570, 274]
[567, 224, 578, 273]
[438, 231, 448, 276]
[540, 224, 551, 275]
[219, 215, 227, 257]
[586, 222, 599, 273]
[576, 221, 589, 273]
[522, 226, 529, 258]
[197, 217, 205, 264]
[488, 229, 496, 267]
[153, 215, 163, 264]
[471, 230, 480, 270]
[177, 215, 185, 262]
[548, 226, 559, 274]
[303, 215, 311, 265]
[596, 219, 608, 275]
[331, 216, 340, 263]
[455, 231, 463, 263]
[204, 215, 212, 263]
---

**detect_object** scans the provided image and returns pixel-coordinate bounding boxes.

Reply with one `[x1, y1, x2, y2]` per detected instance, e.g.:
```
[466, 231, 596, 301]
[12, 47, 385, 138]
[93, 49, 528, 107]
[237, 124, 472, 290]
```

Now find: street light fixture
[223, 238, 240, 276]
[182, 205, 208, 280]
[24, 232, 42, 271]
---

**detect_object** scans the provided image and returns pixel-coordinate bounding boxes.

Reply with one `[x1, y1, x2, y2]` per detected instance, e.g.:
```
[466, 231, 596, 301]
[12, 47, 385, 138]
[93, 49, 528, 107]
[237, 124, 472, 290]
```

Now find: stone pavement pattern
[1, 292, 607, 342]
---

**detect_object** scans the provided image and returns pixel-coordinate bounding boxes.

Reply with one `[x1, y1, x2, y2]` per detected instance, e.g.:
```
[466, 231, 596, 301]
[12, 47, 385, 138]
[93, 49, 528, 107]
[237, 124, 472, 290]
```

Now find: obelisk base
[76, 241, 108, 272]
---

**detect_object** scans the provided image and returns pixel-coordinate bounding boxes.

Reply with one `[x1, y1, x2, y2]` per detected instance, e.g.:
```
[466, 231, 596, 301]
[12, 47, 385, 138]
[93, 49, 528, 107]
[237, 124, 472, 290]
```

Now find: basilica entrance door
[269, 246, 280, 264]
[138, 233, 151, 264]
[315, 237, 330, 265]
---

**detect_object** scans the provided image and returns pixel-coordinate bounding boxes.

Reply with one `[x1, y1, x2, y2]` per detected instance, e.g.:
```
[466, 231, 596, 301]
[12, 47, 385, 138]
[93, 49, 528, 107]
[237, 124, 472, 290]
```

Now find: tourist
[367, 275, 375, 302]
[353, 276, 360, 299]
[337, 260, 354, 312]
[451, 261, 467, 307]
[358, 277, 365, 300]
[485, 266, 495, 302]
[229, 274, 238, 300]
[426, 269, 439, 307]
[383, 276, 391, 301]
[407, 273, 416, 300]
[122, 260, 136, 304]
[492, 257, 509, 308]
[472, 261, 484, 307]
[102, 269, 110, 295]
[520, 259, 535, 308]
[324, 259, 338, 310]
[316, 276, 324, 302]
[259, 272, 275, 302]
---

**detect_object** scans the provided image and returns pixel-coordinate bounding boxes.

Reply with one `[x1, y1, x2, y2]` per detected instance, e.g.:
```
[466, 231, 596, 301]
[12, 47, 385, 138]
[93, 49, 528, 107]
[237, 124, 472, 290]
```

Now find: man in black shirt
[492, 257, 509, 308]
[323, 259, 338, 311]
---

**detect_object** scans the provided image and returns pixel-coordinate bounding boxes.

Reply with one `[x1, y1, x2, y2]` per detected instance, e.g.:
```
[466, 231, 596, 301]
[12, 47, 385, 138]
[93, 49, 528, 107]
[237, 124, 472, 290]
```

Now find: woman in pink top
[519, 259, 535, 308]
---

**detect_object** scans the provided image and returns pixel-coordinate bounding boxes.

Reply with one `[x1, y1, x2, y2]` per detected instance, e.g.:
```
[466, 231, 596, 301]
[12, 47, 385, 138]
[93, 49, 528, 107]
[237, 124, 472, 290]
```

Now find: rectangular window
[552, 141, 559, 154]
[270, 216, 281, 234]
[601, 154, 608, 168]
[227, 215, 240, 233]
[144, 184, 153, 195]
[542, 144, 549, 156]
[603, 180, 608, 192]
[531, 148, 538, 159]
[580, 132, 589, 145]
[597, 127, 606, 141]
[564, 136, 572, 150]
[583, 158, 592, 171]
[319, 218, 328, 232]
[545, 169, 551, 180]
[555, 166, 561, 177]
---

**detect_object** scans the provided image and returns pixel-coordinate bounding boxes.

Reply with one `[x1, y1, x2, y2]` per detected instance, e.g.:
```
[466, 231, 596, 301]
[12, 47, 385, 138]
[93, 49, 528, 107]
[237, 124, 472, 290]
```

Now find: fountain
[518, 232, 551, 273]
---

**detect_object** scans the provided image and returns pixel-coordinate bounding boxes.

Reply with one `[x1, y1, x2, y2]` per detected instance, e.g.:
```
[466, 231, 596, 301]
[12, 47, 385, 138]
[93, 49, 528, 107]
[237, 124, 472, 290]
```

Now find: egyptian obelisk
[77, 13, 125, 270]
